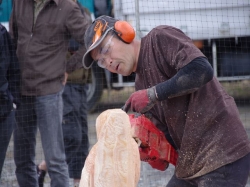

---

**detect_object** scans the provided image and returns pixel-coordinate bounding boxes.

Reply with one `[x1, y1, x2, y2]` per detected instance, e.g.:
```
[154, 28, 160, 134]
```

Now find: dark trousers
[0, 110, 15, 178]
[62, 83, 89, 179]
[167, 153, 250, 187]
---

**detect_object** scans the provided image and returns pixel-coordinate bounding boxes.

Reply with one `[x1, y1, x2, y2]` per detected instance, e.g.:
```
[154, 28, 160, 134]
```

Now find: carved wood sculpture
[79, 109, 141, 187]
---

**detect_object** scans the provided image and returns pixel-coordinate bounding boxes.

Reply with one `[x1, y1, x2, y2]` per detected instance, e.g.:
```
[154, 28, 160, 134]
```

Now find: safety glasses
[96, 34, 114, 69]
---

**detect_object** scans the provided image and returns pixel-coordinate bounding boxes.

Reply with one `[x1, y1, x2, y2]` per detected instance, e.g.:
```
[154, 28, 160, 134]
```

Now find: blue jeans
[166, 152, 250, 187]
[14, 90, 69, 187]
[62, 83, 89, 179]
[0, 110, 16, 178]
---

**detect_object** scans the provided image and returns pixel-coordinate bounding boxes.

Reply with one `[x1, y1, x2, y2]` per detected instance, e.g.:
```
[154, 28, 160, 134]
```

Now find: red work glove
[122, 86, 157, 113]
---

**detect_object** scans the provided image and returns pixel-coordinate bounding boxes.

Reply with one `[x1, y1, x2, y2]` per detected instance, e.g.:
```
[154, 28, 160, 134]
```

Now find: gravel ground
[0, 101, 250, 187]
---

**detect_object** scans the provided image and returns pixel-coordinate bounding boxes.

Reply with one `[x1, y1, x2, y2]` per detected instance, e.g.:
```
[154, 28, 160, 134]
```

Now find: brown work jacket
[10, 0, 90, 96]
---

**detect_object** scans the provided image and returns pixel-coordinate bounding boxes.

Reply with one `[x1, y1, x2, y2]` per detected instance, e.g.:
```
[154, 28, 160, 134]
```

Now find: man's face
[90, 34, 135, 76]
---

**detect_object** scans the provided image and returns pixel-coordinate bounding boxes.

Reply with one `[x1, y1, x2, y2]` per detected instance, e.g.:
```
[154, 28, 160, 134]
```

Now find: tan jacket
[10, 0, 90, 96]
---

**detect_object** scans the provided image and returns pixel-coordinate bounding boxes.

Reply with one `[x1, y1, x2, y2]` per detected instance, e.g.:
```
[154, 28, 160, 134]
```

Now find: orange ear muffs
[114, 21, 135, 43]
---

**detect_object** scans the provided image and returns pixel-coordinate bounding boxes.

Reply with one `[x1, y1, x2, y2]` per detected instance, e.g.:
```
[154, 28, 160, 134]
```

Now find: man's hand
[63, 72, 68, 85]
[122, 86, 157, 113]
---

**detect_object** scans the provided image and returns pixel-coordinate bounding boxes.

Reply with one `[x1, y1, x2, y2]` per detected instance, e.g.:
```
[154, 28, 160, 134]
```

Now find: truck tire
[87, 64, 104, 113]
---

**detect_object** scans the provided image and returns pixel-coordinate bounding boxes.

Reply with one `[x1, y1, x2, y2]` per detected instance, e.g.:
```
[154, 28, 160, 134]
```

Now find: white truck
[113, 0, 250, 81]
[88, 0, 250, 112]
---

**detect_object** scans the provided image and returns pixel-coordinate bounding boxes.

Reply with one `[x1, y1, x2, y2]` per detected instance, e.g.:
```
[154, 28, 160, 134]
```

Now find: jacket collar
[53, 0, 59, 6]
[32, 0, 59, 6]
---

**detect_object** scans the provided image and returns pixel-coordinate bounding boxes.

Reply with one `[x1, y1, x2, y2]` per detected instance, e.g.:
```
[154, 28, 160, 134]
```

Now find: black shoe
[36, 165, 46, 187]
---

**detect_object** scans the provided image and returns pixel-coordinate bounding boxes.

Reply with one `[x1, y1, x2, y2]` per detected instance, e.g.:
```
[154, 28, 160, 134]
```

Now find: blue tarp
[78, 0, 94, 13]
[0, 0, 12, 22]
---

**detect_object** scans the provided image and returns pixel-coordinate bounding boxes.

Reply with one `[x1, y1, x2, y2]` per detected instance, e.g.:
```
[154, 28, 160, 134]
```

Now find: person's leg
[166, 173, 197, 187]
[71, 84, 89, 185]
[36, 84, 87, 186]
[62, 83, 82, 178]
[62, 83, 89, 186]
[36, 89, 69, 187]
[14, 96, 38, 187]
[0, 111, 15, 178]
[194, 153, 250, 187]
[36, 84, 78, 186]
[77, 84, 89, 171]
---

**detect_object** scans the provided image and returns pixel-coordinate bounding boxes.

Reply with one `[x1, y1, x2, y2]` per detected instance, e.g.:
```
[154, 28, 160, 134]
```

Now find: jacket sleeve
[6, 32, 21, 105]
[0, 25, 9, 94]
[0, 24, 20, 118]
[65, 4, 92, 73]
[9, 0, 18, 49]
[0, 24, 20, 105]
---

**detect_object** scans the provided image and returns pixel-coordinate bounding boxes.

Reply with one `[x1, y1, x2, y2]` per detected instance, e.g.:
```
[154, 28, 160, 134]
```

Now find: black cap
[82, 15, 118, 69]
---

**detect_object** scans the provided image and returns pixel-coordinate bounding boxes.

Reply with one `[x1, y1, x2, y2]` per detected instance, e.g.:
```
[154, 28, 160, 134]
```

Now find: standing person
[0, 2, 20, 177]
[82, 15, 250, 186]
[36, 2, 92, 187]
[63, 10, 91, 185]
[9, 0, 90, 186]
[37, 53, 91, 187]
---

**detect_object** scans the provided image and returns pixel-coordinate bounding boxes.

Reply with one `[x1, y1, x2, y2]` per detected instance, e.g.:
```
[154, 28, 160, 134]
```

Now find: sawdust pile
[79, 109, 141, 187]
